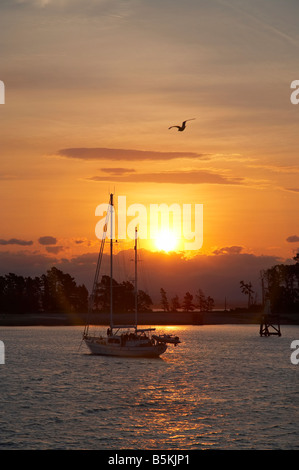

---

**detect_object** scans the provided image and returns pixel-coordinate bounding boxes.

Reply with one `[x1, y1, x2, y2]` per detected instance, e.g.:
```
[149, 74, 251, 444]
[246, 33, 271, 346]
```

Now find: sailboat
[83, 193, 180, 358]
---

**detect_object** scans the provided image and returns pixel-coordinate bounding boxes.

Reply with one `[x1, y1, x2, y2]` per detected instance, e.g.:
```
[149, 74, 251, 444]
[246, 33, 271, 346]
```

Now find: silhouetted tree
[240, 280, 254, 309]
[262, 260, 299, 313]
[170, 294, 180, 312]
[3, 273, 26, 313]
[72, 284, 88, 313]
[93, 275, 116, 312]
[195, 288, 215, 312]
[182, 292, 194, 312]
[23, 276, 42, 313]
[160, 287, 169, 311]
[0, 267, 88, 314]
[0, 276, 6, 312]
[41, 267, 86, 313]
[119, 281, 135, 313]
[92, 275, 152, 313]
[206, 296, 215, 312]
[137, 290, 153, 312]
[196, 288, 206, 311]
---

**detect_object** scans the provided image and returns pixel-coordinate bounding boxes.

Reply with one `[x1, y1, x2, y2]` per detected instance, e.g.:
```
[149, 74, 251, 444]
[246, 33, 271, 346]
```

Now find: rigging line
[77, 335, 85, 352]
[137, 238, 150, 296]
[83, 197, 110, 337]
[112, 201, 129, 284]
[116, 239, 129, 284]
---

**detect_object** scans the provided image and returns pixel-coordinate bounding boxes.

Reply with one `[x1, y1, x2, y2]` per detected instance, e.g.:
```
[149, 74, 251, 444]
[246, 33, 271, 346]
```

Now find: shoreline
[0, 310, 298, 326]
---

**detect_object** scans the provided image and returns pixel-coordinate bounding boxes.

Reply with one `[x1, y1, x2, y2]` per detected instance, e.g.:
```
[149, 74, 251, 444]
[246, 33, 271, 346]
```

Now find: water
[0, 324, 298, 450]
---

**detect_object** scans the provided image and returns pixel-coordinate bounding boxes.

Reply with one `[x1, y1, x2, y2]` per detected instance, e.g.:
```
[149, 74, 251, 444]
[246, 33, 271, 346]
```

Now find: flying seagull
[168, 118, 195, 132]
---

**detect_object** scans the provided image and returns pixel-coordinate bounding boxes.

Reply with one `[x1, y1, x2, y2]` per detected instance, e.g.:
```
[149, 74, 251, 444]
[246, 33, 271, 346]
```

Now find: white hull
[84, 336, 167, 358]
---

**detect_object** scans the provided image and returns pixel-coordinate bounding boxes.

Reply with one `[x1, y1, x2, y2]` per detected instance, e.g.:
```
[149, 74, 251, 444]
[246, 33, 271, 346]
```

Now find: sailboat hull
[84, 337, 167, 358]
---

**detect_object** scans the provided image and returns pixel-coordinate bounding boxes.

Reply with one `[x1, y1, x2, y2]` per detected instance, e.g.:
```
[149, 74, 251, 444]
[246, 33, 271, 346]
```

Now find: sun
[155, 229, 178, 252]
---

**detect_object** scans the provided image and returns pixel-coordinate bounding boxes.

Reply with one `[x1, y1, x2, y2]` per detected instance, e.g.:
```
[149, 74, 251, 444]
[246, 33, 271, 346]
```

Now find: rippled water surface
[0, 324, 298, 449]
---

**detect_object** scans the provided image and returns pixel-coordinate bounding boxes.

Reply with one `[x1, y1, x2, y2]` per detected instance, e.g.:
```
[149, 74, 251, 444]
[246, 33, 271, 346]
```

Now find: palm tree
[240, 280, 254, 309]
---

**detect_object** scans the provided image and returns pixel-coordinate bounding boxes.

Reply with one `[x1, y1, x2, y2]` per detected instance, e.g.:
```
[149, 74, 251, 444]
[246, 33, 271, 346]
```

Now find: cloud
[213, 245, 243, 255]
[56, 147, 209, 161]
[0, 238, 33, 246]
[101, 168, 136, 175]
[45, 246, 64, 254]
[284, 188, 299, 193]
[286, 235, 299, 243]
[249, 164, 299, 174]
[12, 0, 135, 15]
[17, 0, 51, 6]
[89, 170, 243, 185]
[0, 250, 58, 278]
[217, 0, 298, 49]
[38, 236, 57, 245]
[0, 174, 17, 180]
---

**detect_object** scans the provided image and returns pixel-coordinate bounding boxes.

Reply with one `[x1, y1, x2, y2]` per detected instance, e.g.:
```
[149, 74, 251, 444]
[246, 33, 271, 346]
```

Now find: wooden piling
[259, 314, 281, 336]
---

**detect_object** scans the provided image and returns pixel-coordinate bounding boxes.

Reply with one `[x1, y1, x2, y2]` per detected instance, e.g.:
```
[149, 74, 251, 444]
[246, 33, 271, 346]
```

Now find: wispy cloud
[101, 168, 136, 175]
[0, 238, 33, 246]
[0, 174, 17, 181]
[213, 245, 244, 255]
[15, 0, 51, 6]
[89, 170, 243, 185]
[217, 0, 299, 49]
[284, 187, 299, 193]
[249, 164, 299, 174]
[13, 0, 132, 13]
[56, 148, 209, 161]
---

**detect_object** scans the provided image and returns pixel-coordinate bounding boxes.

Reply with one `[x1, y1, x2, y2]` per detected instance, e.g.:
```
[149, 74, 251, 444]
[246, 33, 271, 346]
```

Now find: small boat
[152, 334, 181, 346]
[83, 193, 180, 358]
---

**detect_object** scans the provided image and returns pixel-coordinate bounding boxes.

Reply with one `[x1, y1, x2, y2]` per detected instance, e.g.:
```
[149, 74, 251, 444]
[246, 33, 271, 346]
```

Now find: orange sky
[1, 0, 299, 305]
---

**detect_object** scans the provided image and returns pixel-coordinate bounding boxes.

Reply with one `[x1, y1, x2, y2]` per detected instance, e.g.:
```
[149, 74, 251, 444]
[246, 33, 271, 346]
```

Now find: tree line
[91, 274, 153, 313]
[0, 268, 153, 315]
[2, 253, 297, 315]
[239, 254, 299, 314]
[261, 253, 299, 313]
[159, 287, 214, 312]
[0, 266, 213, 315]
[0, 267, 88, 314]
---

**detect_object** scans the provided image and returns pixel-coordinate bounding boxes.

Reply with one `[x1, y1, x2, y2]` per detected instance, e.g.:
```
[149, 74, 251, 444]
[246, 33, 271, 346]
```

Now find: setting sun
[155, 229, 178, 252]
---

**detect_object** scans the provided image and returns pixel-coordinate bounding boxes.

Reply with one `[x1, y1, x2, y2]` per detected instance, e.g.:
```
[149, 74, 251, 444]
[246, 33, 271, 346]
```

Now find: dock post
[259, 314, 281, 337]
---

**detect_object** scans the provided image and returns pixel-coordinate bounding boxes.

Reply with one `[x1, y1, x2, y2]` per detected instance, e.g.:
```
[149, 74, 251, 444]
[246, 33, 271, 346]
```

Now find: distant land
[0, 310, 298, 327]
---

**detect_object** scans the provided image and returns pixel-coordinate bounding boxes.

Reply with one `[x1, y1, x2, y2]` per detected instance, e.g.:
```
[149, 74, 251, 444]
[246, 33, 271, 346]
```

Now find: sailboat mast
[110, 193, 113, 329]
[134, 226, 138, 328]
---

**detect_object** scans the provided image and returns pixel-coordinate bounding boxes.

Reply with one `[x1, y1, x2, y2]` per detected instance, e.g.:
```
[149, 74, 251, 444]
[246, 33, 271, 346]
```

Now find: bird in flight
[168, 118, 195, 132]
